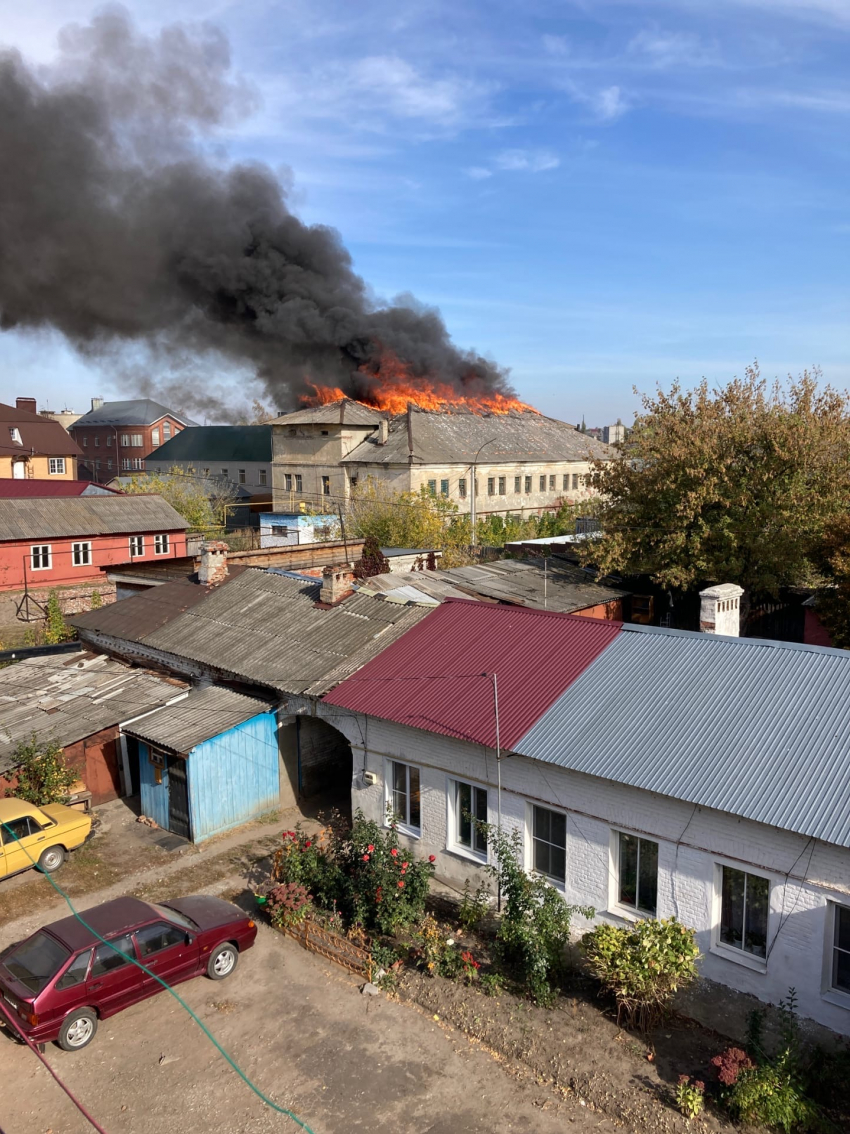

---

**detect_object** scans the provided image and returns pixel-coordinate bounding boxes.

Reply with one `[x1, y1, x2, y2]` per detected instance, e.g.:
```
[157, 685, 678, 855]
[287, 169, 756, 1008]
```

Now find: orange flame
[298, 352, 537, 416]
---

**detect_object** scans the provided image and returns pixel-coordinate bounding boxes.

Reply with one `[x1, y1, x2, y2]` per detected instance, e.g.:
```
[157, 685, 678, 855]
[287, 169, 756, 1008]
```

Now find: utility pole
[492, 670, 502, 912]
[470, 438, 498, 550]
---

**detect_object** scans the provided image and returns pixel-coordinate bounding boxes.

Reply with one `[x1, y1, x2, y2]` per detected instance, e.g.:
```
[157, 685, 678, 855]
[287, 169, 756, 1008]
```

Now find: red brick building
[69, 398, 197, 483]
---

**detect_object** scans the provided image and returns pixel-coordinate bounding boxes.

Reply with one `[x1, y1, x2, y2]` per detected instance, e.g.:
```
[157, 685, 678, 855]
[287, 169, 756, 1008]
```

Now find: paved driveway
[1, 923, 616, 1134]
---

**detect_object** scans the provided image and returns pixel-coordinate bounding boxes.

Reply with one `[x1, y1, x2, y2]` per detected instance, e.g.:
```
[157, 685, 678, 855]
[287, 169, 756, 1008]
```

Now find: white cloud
[628, 29, 716, 69]
[343, 55, 485, 124]
[494, 148, 560, 172]
[465, 166, 493, 180]
[593, 85, 629, 120]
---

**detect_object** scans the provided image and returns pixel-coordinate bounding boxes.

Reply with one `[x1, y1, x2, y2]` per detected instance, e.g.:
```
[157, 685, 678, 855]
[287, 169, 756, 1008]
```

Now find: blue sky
[2, 0, 849, 424]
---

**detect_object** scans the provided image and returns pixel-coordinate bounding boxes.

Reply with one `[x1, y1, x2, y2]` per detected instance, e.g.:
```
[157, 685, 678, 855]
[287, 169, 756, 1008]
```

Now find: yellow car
[0, 799, 92, 879]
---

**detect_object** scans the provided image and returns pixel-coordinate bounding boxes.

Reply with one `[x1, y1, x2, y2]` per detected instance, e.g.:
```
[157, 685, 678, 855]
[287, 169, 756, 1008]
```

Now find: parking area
[0, 920, 618, 1134]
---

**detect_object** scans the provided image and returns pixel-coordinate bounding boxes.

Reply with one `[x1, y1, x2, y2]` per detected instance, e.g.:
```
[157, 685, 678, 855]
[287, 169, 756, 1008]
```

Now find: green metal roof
[146, 425, 272, 463]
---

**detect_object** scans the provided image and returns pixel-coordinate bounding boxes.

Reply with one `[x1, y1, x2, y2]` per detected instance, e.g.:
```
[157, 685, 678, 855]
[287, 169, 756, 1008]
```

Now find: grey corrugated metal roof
[74, 568, 430, 696]
[0, 653, 188, 773]
[515, 625, 850, 849]
[0, 494, 189, 541]
[124, 686, 271, 754]
[71, 400, 197, 428]
[344, 405, 610, 466]
[271, 400, 384, 426]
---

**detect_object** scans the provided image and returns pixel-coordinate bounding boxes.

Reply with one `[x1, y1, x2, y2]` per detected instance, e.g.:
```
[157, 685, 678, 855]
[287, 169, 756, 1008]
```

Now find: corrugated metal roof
[323, 599, 622, 749]
[0, 653, 187, 773]
[438, 559, 627, 613]
[70, 400, 197, 428]
[0, 481, 118, 498]
[515, 625, 850, 848]
[71, 576, 219, 639]
[271, 400, 384, 426]
[146, 425, 272, 463]
[124, 686, 271, 754]
[344, 405, 610, 466]
[0, 494, 189, 541]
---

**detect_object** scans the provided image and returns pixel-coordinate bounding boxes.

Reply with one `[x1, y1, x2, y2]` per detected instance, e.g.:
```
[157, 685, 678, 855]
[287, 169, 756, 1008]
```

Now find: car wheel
[207, 943, 238, 980]
[58, 1009, 97, 1051]
[37, 846, 66, 874]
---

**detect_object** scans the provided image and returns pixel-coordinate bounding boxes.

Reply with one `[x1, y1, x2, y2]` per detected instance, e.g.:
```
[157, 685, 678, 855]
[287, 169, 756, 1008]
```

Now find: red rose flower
[362, 854, 370, 861]
[303, 841, 312, 849]
[390, 848, 398, 857]
[367, 844, 375, 852]
[397, 880, 405, 888]
[402, 862, 409, 868]
[428, 854, 436, 863]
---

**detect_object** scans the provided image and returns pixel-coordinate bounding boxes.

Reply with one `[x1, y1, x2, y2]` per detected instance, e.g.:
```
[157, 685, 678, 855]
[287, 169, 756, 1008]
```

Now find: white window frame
[822, 902, 850, 1009]
[30, 544, 52, 571]
[258, 469, 268, 486]
[94, 437, 100, 448]
[163, 422, 171, 440]
[711, 861, 771, 972]
[384, 759, 422, 838]
[154, 533, 170, 555]
[48, 457, 66, 475]
[151, 428, 160, 447]
[447, 777, 488, 863]
[72, 541, 92, 567]
[121, 434, 130, 447]
[9, 427, 21, 444]
[129, 535, 144, 558]
[609, 829, 660, 920]
[284, 473, 292, 491]
[238, 469, 247, 485]
[526, 802, 567, 888]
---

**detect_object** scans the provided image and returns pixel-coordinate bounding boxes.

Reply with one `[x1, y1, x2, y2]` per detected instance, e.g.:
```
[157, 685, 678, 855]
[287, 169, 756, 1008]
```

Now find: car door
[0, 816, 44, 875]
[134, 921, 200, 995]
[84, 934, 141, 1018]
[39, 948, 93, 1032]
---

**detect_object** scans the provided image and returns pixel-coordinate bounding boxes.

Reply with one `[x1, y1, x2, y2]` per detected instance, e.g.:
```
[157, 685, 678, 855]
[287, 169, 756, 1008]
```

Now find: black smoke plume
[0, 8, 514, 418]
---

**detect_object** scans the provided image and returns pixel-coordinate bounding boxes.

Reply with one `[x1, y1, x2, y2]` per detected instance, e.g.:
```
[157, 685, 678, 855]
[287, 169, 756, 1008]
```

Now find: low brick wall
[0, 580, 117, 645]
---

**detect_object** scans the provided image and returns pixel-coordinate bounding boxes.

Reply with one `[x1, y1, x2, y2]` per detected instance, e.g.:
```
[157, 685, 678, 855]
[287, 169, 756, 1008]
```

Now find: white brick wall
[318, 704, 850, 1035]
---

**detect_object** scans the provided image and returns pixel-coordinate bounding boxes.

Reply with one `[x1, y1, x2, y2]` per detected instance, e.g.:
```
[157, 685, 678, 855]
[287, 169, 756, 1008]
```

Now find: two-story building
[0, 398, 83, 481]
[69, 398, 197, 483]
[270, 400, 611, 517]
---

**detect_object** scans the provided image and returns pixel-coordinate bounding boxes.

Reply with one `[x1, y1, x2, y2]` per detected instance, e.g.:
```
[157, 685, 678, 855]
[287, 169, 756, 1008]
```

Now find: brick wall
[317, 704, 850, 1036]
[0, 580, 117, 644]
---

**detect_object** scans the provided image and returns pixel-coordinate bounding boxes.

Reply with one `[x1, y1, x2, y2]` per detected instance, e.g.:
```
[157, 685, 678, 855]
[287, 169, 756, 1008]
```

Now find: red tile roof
[322, 598, 622, 750]
[0, 480, 118, 497]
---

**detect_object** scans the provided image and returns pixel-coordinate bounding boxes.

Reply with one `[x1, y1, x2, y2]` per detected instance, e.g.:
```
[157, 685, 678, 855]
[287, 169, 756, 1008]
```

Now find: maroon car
[0, 895, 257, 1051]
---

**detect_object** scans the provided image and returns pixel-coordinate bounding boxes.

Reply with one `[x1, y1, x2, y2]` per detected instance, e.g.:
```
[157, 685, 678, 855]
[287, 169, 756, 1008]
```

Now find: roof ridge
[622, 620, 850, 659]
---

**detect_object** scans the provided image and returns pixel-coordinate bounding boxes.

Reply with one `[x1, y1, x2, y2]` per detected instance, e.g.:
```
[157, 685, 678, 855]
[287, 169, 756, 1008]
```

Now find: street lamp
[470, 437, 498, 549]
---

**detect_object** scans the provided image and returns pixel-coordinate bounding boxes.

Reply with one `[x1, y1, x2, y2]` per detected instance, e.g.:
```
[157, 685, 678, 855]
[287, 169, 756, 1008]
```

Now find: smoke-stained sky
[1, 1, 849, 423]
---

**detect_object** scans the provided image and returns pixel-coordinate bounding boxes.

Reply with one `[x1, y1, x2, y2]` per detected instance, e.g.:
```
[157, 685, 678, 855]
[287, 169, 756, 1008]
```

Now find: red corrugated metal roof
[322, 598, 622, 750]
[0, 480, 117, 497]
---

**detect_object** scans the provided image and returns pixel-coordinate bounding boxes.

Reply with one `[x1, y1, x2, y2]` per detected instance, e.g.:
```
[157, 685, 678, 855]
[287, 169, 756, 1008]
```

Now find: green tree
[348, 481, 471, 562]
[42, 591, 75, 645]
[6, 734, 78, 805]
[815, 516, 850, 647]
[122, 466, 237, 531]
[583, 364, 850, 598]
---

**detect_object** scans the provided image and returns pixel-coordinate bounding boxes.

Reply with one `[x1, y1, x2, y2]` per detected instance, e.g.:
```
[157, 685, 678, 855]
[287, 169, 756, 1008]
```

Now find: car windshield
[2, 932, 70, 995]
[155, 904, 198, 931]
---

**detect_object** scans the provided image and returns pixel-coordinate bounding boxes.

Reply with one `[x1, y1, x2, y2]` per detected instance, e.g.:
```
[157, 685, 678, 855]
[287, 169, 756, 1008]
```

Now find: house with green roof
[145, 425, 273, 500]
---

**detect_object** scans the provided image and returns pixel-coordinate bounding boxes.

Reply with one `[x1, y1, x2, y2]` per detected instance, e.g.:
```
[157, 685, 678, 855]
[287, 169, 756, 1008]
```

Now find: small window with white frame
[48, 457, 66, 475]
[72, 541, 92, 567]
[830, 903, 850, 994]
[449, 779, 488, 859]
[154, 534, 169, 555]
[615, 832, 658, 916]
[258, 468, 267, 486]
[718, 865, 769, 959]
[129, 535, 144, 557]
[388, 761, 421, 834]
[30, 544, 51, 570]
[531, 805, 566, 884]
[9, 427, 21, 444]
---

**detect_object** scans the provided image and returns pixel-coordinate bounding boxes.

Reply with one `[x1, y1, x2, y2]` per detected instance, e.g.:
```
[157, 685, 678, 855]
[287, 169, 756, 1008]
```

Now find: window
[427, 479, 437, 496]
[30, 545, 51, 570]
[719, 866, 769, 958]
[258, 469, 267, 486]
[72, 541, 92, 567]
[451, 780, 488, 858]
[221, 468, 229, 480]
[549, 474, 556, 491]
[163, 422, 171, 440]
[498, 476, 506, 495]
[129, 535, 144, 557]
[539, 475, 546, 492]
[532, 805, 566, 884]
[121, 458, 131, 471]
[106, 434, 113, 446]
[130, 434, 143, 447]
[572, 473, 579, 491]
[284, 473, 292, 491]
[321, 429, 329, 435]
[322, 476, 331, 496]
[514, 476, 521, 493]
[563, 474, 569, 491]
[121, 434, 130, 447]
[107, 459, 113, 470]
[9, 427, 21, 443]
[55, 950, 93, 991]
[48, 457, 66, 475]
[135, 922, 186, 958]
[616, 833, 658, 915]
[295, 474, 303, 492]
[524, 475, 532, 493]
[238, 469, 246, 484]
[131, 458, 144, 471]
[151, 428, 160, 446]
[487, 477, 495, 496]
[389, 761, 421, 832]
[458, 478, 467, 498]
[440, 478, 449, 497]
[94, 436, 100, 447]
[349, 476, 358, 490]
[82, 437, 89, 448]
[1, 814, 44, 842]
[831, 905, 850, 993]
[90, 935, 135, 978]
[154, 534, 170, 555]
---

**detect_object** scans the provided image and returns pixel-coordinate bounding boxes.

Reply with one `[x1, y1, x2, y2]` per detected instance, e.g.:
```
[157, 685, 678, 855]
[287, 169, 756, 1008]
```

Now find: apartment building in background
[69, 398, 197, 482]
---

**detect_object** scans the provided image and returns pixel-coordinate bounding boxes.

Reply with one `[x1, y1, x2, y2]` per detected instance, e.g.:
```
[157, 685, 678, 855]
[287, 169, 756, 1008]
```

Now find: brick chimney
[91, 396, 104, 411]
[377, 418, 389, 445]
[699, 584, 744, 637]
[16, 397, 36, 415]
[320, 564, 355, 605]
[198, 540, 229, 586]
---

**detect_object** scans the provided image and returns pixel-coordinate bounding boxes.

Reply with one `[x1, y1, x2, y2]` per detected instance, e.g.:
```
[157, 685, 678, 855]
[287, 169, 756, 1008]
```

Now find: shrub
[266, 883, 311, 929]
[675, 1075, 705, 1121]
[341, 811, 433, 934]
[271, 827, 346, 909]
[726, 1052, 815, 1133]
[581, 917, 700, 1031]
[460, 950, 480, 984]
[412, 915, 462, 978]
[6, 734, 78, 806]
[480, 972, 506, 997]
[90, 590, 103, 610]
[43, 591, 75, 645]
[458, 878, 490, 930]
[711, 1046, 755, 1086]
[484, 824, 593, 1005]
